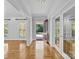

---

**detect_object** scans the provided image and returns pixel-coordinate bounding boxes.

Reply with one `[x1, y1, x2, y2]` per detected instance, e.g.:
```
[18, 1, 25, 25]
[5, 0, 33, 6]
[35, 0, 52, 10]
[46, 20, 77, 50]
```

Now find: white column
[27, 17, 32, 46]
[52, 18, 55, 46]
[49, 17, 53, 47]
[60, 13, 64, 52]
[32, 20, 36, 40]
[29, 17, 32, 45]
[27, 19, 30, 46]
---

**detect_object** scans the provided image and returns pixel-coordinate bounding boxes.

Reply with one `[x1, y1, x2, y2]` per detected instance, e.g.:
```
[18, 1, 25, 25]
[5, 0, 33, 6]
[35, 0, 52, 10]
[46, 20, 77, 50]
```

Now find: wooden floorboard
[4, 40, 64, 59]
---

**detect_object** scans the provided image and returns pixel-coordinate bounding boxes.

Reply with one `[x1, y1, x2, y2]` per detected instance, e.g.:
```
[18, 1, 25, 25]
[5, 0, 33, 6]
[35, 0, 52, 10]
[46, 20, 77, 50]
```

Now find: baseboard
[53, 44, 71, 59]
[4, 40, 26, 44]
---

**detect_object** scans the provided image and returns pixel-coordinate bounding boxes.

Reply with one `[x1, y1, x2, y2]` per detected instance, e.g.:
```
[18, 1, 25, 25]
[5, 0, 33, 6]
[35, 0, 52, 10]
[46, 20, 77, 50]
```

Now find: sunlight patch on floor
[36, 41, 44, 59]
[4, 43, 8, 58]
[20, 43, 26, 59]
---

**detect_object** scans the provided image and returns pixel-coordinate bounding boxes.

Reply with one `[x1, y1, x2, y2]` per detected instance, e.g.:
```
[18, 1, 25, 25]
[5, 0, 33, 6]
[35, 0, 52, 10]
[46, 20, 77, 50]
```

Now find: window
[19, 22, 26, 38]
[36, 24, 43, 34]
[63, 18, 75, 39]
[55, 17, 60, 48]
[71, 19, 75, 38]
[4, 21, 8, 37]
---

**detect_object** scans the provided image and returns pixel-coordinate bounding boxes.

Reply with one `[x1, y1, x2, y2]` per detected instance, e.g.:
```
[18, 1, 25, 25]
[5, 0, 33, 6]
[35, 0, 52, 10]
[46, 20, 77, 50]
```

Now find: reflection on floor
[4, 40, 64, 59]
[64, 40, 75, 59]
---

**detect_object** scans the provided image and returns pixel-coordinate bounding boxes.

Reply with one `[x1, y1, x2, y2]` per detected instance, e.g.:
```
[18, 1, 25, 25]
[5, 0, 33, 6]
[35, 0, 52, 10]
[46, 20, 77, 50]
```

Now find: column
[52, 18, 55, 46]
[49, 17, 53, 47]
[60, 13, 64, 52]
[27, 19, 30, 46]
[27, 17, 32, 46]
[29, 17, 32, 45]
[32, 20, 36, 40]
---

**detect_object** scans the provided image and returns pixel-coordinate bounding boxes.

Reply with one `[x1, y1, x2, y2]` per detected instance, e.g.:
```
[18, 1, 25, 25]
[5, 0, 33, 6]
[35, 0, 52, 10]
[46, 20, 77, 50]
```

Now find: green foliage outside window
[36, 24, 43, 34]
[72, 20, 75, 37]
[4, 23, 8, 37]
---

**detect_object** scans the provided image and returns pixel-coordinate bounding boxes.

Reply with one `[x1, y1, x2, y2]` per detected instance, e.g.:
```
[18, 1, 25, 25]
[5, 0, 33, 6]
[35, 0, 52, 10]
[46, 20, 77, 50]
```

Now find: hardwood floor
[4, 40, 64, 59]
[64, 40, 75, 59]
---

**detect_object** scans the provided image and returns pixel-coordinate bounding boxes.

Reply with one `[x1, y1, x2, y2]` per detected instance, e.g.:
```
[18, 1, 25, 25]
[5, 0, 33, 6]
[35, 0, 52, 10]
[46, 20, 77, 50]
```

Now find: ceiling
[63, 7, 75, 18]
[5, 0, 72, 18]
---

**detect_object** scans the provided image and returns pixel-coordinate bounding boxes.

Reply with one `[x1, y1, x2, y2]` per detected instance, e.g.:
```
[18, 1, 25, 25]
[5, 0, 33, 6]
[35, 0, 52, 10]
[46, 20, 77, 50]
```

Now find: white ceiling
[63, 7, 75, 18]
[5, 0, 72, 18]
[4, 0, 26, 18]
[29, 0, 54, 15]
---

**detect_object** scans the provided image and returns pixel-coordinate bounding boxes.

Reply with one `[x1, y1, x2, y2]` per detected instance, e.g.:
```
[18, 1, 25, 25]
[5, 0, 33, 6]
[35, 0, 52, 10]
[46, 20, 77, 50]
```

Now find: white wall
[4, 18, 30, 40]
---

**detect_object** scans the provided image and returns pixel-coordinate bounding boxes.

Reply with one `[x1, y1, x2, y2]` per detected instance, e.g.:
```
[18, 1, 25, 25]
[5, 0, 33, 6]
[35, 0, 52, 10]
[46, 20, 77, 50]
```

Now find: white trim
[4, 39, 27, 40]
[63, 4, 75, 14]
[53, 44, 71, 59]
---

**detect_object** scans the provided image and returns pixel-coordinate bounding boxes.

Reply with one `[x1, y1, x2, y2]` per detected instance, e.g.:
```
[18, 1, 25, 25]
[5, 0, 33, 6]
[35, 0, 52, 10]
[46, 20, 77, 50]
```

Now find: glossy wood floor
[4, 40, 64, 59]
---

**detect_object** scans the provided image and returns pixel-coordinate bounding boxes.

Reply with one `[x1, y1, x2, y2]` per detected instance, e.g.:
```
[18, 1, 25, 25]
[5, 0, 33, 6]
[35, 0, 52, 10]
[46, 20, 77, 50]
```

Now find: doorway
[36, 23, 44, 41]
